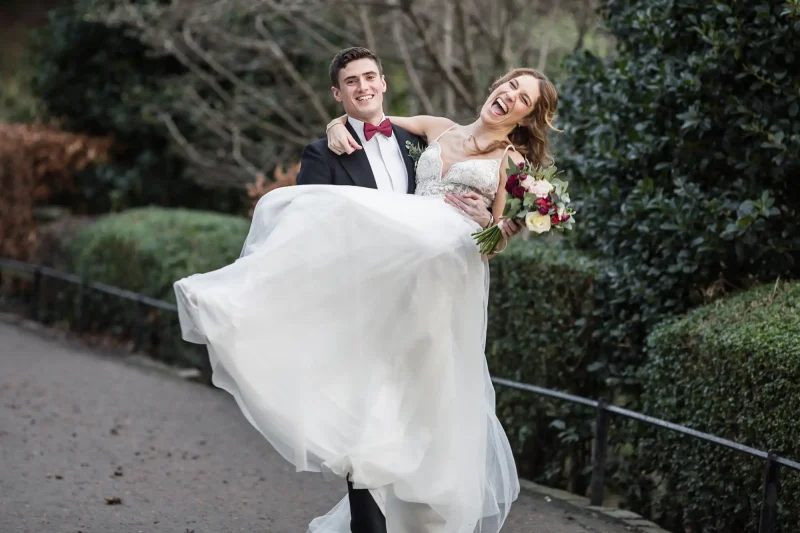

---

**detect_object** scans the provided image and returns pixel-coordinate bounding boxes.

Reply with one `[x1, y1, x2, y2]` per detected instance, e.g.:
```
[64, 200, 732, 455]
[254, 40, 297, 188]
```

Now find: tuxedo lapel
[338, 121, 377, 189]
[392, 125, 418, 195]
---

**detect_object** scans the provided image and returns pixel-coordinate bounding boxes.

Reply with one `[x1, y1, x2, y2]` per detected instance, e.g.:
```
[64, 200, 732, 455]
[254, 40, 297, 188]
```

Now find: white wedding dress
[173, 132, 519, 533]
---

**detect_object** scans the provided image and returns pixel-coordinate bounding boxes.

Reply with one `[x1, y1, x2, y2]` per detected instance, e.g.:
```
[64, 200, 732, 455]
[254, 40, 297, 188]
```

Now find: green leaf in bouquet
[505, 198, 522, 219]
[523, 193, 537, 208]
[505, 156, 519, 178]
[542, 166, 559, 181]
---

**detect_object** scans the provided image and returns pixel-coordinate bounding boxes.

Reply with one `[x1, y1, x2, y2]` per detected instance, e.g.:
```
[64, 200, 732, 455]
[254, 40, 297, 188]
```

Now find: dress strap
[432, 124, 458, 143]
[499, 143, 518, 161]
[498, 143, 519, 170]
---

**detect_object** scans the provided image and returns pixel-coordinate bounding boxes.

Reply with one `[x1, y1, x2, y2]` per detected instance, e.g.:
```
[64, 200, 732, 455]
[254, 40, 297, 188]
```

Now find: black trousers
[347, 479, 387, 533]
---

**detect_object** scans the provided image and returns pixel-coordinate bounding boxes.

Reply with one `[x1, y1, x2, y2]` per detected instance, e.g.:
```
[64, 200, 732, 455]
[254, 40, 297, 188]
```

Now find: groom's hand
[445, 192, 492, 229]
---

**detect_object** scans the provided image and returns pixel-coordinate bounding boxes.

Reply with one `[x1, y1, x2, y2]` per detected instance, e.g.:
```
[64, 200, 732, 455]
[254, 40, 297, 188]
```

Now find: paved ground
[0, 321, 637, 533]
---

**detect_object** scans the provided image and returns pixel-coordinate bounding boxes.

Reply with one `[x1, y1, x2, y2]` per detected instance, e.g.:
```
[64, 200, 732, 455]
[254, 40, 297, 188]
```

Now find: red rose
[512, 186, 526, 199]
[551, 215, 560, 224]
[505, 175, 519, 193]
[538, 206, 549, 215]
[535, 198, 546, 206]
[561, 214, 570, 222]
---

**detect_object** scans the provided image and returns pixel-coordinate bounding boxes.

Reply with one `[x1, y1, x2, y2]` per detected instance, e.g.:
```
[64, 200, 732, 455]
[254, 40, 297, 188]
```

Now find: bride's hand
[327, 123, 361, 155]
[499, 218, 521, 240]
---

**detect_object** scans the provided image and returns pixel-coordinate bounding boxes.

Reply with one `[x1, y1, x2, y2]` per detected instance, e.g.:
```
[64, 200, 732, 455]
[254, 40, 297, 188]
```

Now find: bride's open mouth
[490, 97, 509, 116]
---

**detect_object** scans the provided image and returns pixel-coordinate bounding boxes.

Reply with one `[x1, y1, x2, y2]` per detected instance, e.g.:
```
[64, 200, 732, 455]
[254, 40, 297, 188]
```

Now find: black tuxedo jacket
[296, 121, 426, 193]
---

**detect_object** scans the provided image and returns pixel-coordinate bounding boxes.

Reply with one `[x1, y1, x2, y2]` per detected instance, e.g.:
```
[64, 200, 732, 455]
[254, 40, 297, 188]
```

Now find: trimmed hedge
[487, 238, 609, 492]
[69, 207, 249, 301]
[48, 207, 251, 368]
[631, 281, 800, 532]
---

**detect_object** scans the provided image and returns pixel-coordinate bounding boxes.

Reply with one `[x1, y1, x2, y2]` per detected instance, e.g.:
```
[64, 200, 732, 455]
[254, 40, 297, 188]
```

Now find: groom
[295, 47, 492, 533]
[296, 46, 492, 229]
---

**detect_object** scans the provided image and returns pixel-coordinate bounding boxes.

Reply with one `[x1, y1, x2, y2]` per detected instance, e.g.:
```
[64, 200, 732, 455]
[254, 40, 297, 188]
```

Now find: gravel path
[0, 320, 636, 533]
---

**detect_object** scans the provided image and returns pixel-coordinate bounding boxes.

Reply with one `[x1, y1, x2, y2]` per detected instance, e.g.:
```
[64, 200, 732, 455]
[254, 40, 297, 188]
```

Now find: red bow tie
[363, 119, 393, 141]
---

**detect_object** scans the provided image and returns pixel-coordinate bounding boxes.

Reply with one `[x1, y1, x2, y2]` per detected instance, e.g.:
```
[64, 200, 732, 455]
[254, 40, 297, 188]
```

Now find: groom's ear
[332, 86, 343, 102]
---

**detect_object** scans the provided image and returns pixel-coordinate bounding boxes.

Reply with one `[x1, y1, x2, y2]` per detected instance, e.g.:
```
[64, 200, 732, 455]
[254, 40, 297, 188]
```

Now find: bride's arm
[485, 150, 525, 259]
[325, 114, 455, 154]
[385, 115, 454, 141]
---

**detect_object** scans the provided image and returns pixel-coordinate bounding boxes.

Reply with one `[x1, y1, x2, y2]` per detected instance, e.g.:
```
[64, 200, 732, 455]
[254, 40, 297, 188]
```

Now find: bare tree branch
[87, 0, 607, 190]
[538, 4, 560, 72]
[253, 16, 331, 123]
[386, 0, 435, 114]
[181, 25, 313, 134]
[359, 5, 378, 53]
[401, 2, 476, 108]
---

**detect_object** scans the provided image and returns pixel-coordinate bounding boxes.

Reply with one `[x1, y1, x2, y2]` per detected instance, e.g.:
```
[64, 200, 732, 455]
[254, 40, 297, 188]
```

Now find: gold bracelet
[326, 120, 343, 133]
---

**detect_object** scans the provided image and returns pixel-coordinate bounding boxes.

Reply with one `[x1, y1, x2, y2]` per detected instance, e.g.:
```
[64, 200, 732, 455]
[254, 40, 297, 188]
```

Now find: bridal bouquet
[473, 157, 575, 255]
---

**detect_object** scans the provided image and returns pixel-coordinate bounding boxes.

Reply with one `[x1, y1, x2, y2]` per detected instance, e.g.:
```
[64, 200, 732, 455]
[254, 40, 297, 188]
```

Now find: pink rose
[526, 179, 554, 198]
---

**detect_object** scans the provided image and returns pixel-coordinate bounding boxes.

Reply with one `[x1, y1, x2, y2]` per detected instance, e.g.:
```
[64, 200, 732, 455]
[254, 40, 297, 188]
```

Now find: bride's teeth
[495, 98, 508, 114]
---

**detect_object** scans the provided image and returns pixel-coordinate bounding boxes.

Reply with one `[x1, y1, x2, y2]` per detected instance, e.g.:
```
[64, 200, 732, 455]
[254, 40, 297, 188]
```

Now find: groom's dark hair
[330, 47, 383, 88]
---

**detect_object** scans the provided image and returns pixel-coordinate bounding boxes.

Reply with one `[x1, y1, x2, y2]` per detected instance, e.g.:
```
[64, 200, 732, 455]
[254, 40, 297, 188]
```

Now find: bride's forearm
[387, 115, 455, 141]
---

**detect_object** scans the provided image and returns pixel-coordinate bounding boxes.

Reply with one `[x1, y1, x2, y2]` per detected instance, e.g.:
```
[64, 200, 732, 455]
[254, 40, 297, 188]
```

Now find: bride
[174, 65, 559, 533]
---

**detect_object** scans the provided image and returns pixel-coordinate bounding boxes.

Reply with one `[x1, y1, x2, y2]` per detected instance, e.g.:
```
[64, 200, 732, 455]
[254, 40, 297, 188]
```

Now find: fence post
[758, 451, 780, 533]
[30, 266, 42, 321]
[75, 277, 89, 333]
[590, 400, 609, 506]
[133, 298, 146, 352]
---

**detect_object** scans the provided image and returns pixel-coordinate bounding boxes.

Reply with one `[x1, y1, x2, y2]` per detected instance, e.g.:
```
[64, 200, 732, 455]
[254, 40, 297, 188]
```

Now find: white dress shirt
[348, 115, 409, 194]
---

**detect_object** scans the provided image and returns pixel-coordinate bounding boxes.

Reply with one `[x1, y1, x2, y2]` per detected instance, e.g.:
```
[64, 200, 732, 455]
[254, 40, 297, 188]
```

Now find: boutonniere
[405, 140, 424, 169]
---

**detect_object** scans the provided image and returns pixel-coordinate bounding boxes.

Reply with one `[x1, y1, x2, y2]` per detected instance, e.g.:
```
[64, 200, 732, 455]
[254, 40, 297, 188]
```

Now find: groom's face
[332, 58, 386, 122]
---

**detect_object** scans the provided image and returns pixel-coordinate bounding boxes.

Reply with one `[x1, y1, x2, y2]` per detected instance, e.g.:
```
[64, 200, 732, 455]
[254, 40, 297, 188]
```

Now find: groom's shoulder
[300, 137, 335, 162]
[306, 137, 330, 153]
[394, 125, 426, 146]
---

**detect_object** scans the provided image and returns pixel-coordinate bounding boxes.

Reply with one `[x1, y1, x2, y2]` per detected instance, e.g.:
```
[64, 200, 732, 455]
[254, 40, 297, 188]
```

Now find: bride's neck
[468, 120, 510, 142]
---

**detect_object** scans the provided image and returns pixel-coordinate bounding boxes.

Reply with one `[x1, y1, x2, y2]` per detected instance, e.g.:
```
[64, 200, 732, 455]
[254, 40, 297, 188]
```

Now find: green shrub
[487, 238, 609, 491]
[69, 207, 249, 300]
[631, 281, 800, 532]
[53, 207, 249, 369]
[558, 0, 800, 390]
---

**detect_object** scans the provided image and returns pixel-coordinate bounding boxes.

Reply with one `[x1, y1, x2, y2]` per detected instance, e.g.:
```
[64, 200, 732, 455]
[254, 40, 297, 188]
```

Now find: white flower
[525, 212, 552, 234]
[526, 179, 554, 198]
[557, 206, 566, 219]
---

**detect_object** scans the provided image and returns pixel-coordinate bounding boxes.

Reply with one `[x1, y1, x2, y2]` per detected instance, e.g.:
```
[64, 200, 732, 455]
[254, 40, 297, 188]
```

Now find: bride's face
[479, 75, 540, 130]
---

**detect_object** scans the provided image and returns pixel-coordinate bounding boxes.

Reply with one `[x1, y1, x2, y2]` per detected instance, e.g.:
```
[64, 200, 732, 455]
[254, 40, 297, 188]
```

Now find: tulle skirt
[173, 185, 519, 532]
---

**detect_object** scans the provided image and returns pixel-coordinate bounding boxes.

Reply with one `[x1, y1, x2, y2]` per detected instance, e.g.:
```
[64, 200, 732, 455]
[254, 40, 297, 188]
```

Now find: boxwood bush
[69, 207, 249, 301]
[51, 207, 250, 369]
[487, 238, 610, 492]
[631, 281, 800, 532]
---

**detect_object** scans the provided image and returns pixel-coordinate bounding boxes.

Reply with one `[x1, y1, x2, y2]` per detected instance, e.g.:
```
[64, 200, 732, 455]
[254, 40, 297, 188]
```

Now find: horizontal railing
[1, 257, 797, 532]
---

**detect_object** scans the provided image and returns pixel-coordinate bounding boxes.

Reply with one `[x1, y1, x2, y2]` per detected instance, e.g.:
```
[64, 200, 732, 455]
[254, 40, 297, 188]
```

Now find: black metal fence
[1, 257, 798, 532]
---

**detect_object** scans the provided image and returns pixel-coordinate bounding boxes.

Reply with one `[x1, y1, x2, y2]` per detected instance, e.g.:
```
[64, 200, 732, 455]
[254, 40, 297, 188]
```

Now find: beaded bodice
[413, 140, 504, 208]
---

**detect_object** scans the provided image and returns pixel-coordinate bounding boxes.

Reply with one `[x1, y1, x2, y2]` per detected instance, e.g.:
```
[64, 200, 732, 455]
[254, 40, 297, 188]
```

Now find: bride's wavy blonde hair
[471, 68, 560, 167]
